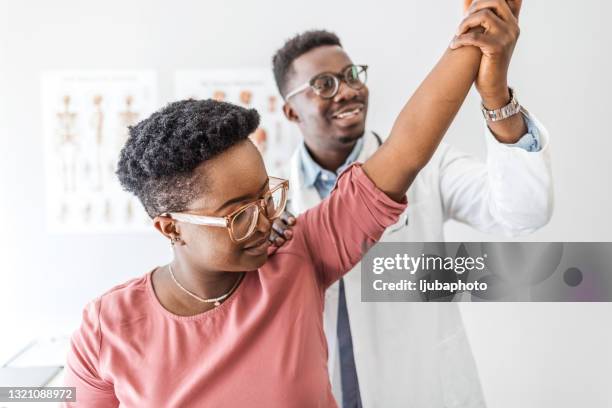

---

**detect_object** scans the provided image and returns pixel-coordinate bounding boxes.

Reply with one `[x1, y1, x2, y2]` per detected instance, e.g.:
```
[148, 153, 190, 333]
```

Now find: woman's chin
[241, 251, 269, 270]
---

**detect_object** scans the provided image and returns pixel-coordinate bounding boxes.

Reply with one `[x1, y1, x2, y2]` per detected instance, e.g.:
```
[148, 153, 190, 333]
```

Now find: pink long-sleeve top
[63, 164, 406, 407]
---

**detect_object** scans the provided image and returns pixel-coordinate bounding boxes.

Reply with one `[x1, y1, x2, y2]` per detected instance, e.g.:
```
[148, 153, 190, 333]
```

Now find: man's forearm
[482, 89, 528, 143]
[363, 45, 482, 201]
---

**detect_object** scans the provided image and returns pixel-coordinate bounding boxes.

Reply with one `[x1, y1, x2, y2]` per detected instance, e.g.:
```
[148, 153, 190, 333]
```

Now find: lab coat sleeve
[439, 112, 553, 236]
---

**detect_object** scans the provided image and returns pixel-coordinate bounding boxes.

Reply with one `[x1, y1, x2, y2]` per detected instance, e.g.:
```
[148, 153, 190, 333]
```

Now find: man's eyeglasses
[285, 64, 368, 100]
[163, 177, 289, 243]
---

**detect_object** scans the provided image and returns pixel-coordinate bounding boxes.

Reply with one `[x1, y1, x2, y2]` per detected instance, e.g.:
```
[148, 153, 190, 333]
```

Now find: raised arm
[362, 45, 482, 201]
[295, 2, 529, 287]
[363, 0, 523, 201]
[297, 43, 483, 288]
[294, 47, 481, 288]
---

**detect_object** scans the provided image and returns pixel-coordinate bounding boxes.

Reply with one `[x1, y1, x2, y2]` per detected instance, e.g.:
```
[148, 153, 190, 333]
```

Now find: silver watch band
[481, 87, 522, 122]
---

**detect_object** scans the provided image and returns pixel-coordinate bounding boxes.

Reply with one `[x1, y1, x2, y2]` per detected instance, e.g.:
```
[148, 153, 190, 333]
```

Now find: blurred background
[0, 0, 611, 406]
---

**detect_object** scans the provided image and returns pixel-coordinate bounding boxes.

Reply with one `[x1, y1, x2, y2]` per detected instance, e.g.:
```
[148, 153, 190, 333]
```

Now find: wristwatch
[481, 87, 522, 122]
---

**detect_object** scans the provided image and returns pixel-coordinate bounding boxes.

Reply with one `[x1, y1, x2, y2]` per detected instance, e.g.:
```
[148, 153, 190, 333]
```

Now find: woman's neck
[152, 260, 244, 316]
[173, 258, 240, 297]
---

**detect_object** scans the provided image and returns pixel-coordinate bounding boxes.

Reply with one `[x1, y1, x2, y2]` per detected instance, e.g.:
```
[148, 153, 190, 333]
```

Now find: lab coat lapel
[288, 147, 320, 215]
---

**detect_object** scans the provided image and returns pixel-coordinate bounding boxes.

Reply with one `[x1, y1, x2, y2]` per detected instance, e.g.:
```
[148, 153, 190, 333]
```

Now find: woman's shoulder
[267, 223, 312, 261]
[84, 271, 153, 326]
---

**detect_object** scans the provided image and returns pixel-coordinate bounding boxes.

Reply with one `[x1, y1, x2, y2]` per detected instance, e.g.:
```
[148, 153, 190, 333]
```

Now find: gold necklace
[168, 264, 244, 307]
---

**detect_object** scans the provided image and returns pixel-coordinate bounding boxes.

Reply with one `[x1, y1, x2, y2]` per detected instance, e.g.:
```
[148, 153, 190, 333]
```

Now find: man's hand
[270, 210, 296, 247]
[452, 0, 522, 104]
[451, 0, 527, 143]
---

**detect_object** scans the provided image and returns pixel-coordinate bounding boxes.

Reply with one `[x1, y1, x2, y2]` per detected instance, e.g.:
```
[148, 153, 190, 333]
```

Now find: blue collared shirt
[509, 113, 542, 152]
[300, 137, 365, 200]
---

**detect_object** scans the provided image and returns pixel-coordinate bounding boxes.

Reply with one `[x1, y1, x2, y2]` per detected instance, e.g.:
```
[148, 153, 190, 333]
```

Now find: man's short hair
[272, 30, 342, 97]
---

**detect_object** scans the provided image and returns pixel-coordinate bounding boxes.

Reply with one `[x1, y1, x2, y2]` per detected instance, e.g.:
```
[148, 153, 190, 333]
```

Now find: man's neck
[304, 134, 363, 172]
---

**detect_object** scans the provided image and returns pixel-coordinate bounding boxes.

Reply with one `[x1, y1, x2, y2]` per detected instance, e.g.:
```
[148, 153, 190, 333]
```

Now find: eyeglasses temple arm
[167, 213, 227, 227]
[285, 83, 310, 100]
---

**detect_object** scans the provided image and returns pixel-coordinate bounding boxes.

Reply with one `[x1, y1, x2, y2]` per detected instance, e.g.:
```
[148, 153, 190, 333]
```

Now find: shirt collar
[299, 135, 365, 188]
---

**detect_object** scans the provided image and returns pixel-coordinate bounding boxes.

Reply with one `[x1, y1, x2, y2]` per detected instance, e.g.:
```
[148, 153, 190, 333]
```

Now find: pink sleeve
[62, 299, 119, 407]
[300, 163, 407, 289]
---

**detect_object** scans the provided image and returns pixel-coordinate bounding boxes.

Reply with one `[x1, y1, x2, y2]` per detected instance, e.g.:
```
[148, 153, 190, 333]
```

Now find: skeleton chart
[41, 71, 158, 233]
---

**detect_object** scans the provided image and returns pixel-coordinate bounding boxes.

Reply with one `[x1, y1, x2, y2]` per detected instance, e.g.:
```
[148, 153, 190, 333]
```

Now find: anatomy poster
[174, 69, 300, 179]
[41, 71, 158, 233]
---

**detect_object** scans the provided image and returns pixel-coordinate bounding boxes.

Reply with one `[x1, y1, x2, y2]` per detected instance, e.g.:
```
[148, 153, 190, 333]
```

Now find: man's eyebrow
[315, 64, 354, 76]
[216, 179, 269, 212]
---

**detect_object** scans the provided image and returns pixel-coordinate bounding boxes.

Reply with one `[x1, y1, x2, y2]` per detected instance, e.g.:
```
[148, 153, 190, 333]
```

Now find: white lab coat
[287, 115, 553, 408]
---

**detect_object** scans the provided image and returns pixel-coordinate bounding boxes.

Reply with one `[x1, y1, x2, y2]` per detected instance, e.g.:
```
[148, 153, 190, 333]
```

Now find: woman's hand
[451, 0, 527, 143]
[269, 210, 296, 247]
[451, 0, 523, 106]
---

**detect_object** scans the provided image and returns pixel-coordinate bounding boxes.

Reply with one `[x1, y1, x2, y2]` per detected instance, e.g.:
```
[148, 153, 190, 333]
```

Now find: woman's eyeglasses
[285, 64, 368, 100]
[164, 177, 289, 243]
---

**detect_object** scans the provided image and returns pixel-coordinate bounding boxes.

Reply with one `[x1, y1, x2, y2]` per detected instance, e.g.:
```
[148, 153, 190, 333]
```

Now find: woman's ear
[153, 215, 180, 242]
[282, 102, 300, 123]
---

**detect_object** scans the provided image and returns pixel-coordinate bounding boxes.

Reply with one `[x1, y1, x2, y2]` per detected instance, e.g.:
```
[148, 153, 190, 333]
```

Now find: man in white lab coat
[270, 2, 552, 407]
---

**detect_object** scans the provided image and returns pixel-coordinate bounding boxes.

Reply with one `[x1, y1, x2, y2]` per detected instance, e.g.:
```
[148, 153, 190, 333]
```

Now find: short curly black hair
[116, 99, 260, 218]
[272, 30, 342, 97]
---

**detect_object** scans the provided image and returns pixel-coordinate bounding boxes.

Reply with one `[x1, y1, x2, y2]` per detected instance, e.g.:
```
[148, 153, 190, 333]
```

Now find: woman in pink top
[63, 35, 485, 406]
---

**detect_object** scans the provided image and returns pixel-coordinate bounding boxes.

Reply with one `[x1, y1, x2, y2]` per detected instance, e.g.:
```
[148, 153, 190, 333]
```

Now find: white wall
[1, 0, 611, 406]
[460, 303, 612, 408]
